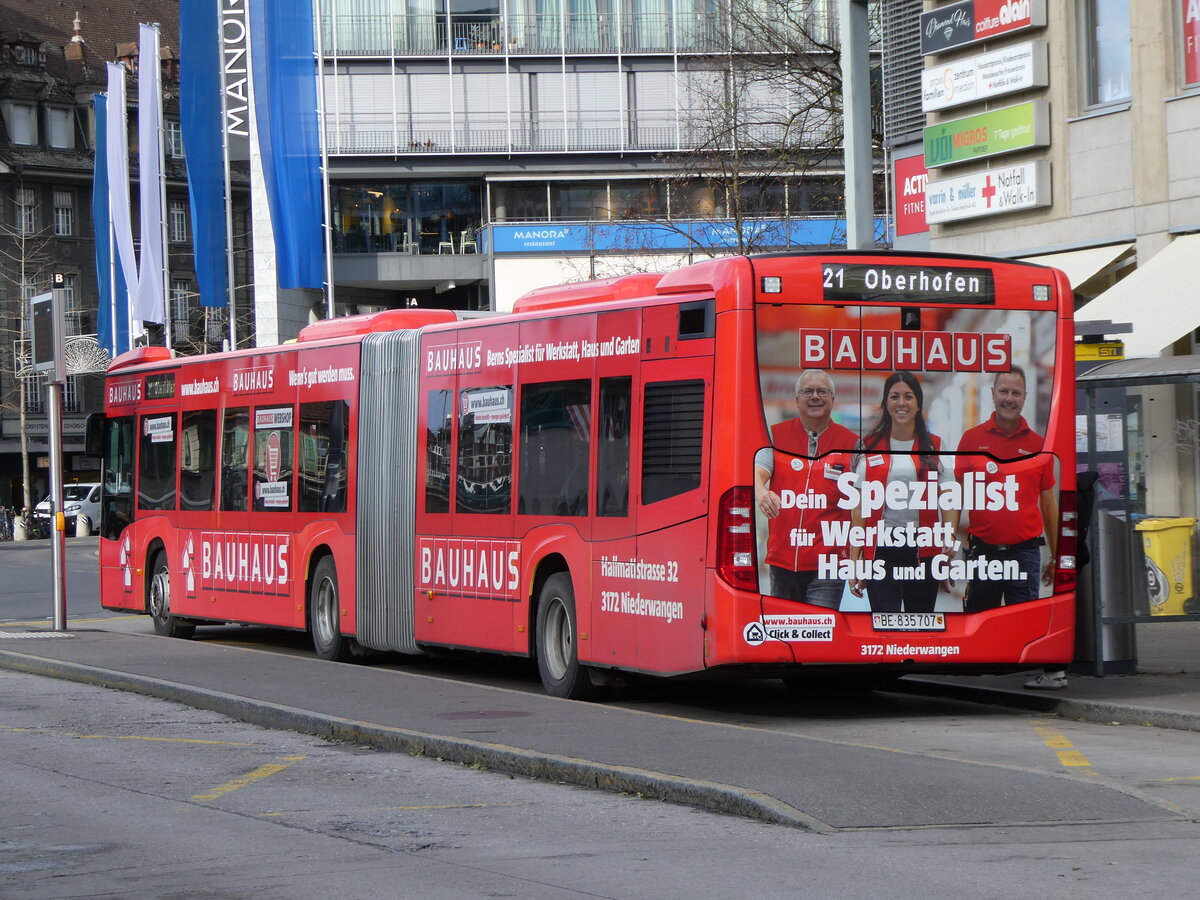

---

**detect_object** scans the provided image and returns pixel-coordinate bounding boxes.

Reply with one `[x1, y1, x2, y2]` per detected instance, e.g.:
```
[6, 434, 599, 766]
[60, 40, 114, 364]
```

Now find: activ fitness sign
[923, 101, 1049, 168]
[920, 0, 1047, 55]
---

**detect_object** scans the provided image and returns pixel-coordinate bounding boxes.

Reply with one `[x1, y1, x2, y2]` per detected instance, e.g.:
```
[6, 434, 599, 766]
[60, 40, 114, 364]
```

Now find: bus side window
[642, 380, 704, 504]
[253, 405, 295, 512]
[457, 386, 512, 515]
[426, 390, 453, 514]
[519, 380, 590, 517]
[597, 376, 631, 517]
[221, 408, 249, 512]
[298, 400, 349, 514]
[138, 413, 178, 511]
[180, 410, 217, 512]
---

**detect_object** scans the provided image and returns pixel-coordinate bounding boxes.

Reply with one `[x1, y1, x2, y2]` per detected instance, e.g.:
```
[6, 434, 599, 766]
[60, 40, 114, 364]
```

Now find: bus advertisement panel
[750, 255, 1074, 665]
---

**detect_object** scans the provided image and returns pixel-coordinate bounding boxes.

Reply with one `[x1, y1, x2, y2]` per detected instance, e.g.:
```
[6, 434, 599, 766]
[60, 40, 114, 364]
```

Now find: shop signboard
[922, 41, 1048, 112]
[924, 161, 1050, 224]
[920, 0, 1047, 55]
[923, 101, 1049, 168]
[894, 155, 929, 237]
[1185, 0, 1200, 86]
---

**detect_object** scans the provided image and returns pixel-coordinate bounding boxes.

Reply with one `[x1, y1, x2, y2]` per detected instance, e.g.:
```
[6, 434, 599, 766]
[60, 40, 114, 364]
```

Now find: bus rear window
[754, 304, 1057, 454]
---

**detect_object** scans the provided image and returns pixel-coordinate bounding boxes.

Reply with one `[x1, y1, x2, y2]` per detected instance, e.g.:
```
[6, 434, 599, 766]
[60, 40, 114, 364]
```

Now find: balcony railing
[324, 109, 825, 157]
[320, 12, 734, 57]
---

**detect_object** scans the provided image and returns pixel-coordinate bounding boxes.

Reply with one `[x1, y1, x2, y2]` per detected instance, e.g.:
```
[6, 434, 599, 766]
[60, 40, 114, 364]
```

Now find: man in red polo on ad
[754, 369, 857, 609]
[954, 366, 1059, 613]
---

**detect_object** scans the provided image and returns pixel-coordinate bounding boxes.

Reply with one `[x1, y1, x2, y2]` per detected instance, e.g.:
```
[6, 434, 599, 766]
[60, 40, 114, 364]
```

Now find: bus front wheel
[309, 556, 352, 662]
[147, 551, 195, 639]
[535, 573, 598, 701]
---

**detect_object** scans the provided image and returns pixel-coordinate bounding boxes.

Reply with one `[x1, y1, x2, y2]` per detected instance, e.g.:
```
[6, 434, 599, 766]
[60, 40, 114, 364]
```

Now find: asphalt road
[0, 536, 109, 624]
[4, 533, 1200, 894]
[3, 665, 1199, 899]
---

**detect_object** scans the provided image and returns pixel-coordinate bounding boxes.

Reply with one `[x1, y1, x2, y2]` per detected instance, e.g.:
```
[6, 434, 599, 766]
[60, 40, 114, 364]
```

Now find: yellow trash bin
[1135, 518, 1197, 616]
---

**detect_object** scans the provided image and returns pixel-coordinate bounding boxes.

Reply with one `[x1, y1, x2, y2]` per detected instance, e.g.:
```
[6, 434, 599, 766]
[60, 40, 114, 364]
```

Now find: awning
[1020, 242, 1133, 291]
[1078, 353, 1200, 387]
[1075, 233, 1200, 358]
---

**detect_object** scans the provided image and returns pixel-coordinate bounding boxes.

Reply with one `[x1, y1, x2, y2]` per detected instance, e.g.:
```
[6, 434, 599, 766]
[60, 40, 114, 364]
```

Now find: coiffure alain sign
[920, 0, 1047, 56]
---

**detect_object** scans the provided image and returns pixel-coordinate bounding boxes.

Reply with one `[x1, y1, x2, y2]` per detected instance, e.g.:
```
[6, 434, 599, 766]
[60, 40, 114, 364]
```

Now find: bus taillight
[717, 487, 758, 591]
[1056, 491, 1078, 593]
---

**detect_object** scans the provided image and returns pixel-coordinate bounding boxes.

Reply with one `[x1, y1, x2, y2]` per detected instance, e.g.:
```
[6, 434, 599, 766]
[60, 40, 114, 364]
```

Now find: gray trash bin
[1075, 510, 1137, 675]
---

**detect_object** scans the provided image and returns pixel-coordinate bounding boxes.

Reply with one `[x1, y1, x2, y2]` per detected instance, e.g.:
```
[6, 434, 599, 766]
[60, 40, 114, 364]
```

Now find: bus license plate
[871, 613, 946, 631]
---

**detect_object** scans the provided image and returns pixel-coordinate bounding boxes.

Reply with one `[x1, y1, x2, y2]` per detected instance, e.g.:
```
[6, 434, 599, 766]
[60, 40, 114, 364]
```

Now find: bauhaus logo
[799, 329, 1011, 372]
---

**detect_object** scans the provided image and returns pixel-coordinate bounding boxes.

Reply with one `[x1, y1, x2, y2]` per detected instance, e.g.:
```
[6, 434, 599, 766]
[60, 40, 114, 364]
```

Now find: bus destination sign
[821, 263, 996, 305]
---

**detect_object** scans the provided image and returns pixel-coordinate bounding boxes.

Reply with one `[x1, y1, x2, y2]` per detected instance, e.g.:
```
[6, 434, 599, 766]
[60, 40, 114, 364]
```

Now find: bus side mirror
[84, 413, 105, 458]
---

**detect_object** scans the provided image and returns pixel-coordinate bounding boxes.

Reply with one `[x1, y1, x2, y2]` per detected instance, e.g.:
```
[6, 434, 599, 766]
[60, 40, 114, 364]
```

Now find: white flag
[105, 62, 141, 339]
[135, 23, 165, 325]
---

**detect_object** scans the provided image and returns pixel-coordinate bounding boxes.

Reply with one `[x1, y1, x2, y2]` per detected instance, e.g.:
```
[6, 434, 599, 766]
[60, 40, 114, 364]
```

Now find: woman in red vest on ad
[848, 371, 955, 613]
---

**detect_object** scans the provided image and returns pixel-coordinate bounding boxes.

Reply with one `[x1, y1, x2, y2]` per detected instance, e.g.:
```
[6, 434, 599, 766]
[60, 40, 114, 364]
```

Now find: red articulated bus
[90, 251, 1076, 698]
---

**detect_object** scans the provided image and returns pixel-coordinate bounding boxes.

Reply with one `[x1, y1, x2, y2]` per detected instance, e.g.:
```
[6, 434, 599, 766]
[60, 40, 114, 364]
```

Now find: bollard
[14, 516, 28, 541]
[74, 514, 91, 537]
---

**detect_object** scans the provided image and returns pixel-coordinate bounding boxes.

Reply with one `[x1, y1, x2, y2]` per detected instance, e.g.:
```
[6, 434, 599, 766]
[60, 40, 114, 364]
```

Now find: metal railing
[328, 110, 826, 156]
[321, 12, 732, 57]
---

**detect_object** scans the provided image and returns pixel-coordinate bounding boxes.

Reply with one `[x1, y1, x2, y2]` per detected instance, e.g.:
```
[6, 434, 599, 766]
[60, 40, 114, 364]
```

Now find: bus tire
[535, 573, 598, 700]
[309, 556, 352, 662]
[147, 550, 195, 639]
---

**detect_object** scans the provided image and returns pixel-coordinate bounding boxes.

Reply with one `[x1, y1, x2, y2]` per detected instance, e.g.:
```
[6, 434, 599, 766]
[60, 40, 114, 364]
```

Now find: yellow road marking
[0, 725, 253, 747]
[1030, 719, 1093, 770]
[1055, 750, 1092, 767]
[193, 756, 306, 802]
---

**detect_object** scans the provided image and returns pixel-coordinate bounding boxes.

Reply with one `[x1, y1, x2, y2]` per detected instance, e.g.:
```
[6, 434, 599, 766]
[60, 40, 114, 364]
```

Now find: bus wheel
[309, 556, 351, 662]
[147, 551, 195, 639]
[535, 573, 597, 700]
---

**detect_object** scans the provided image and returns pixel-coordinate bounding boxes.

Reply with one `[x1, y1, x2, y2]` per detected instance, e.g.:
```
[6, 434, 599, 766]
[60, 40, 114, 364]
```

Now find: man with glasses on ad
[754, 370, 857, 609]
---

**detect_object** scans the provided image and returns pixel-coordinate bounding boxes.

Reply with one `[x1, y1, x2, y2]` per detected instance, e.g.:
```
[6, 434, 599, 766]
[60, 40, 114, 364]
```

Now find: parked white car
[34, 482, 101, 535]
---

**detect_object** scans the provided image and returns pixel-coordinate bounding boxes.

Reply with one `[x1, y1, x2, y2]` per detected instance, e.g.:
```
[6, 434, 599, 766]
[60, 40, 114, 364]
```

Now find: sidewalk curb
[0, 648, 827, 833]
[894, 677, 1200, 733]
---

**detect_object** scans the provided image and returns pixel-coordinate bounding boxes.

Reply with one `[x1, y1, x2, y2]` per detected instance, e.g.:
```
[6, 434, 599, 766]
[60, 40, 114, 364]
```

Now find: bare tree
[0, 198, 59, 515]
[624, 0, 880, 259]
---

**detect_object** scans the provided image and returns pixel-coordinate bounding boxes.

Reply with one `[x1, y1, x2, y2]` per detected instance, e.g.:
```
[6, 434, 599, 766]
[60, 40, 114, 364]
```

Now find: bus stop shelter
[1076, 354, 1200, 675]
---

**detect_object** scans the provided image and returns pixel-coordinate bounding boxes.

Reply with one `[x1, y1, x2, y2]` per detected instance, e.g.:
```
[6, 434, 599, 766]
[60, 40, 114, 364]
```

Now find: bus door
[97, 411, 139, 610]
[176, 402, 220, 617]
[632, 353, 713, 674]
[586, 309, 640, 668]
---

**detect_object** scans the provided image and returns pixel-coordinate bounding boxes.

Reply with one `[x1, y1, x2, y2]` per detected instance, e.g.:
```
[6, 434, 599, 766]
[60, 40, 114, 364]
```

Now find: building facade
[0, 2, 249, 509]
[317, 0, 879, 313]
[882, 1, 1200, 611]
[886, 1, 1200, 325]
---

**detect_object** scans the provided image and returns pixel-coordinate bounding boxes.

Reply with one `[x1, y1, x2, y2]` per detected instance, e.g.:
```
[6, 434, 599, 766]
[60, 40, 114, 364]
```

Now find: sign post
[30, 283, 68, 631]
